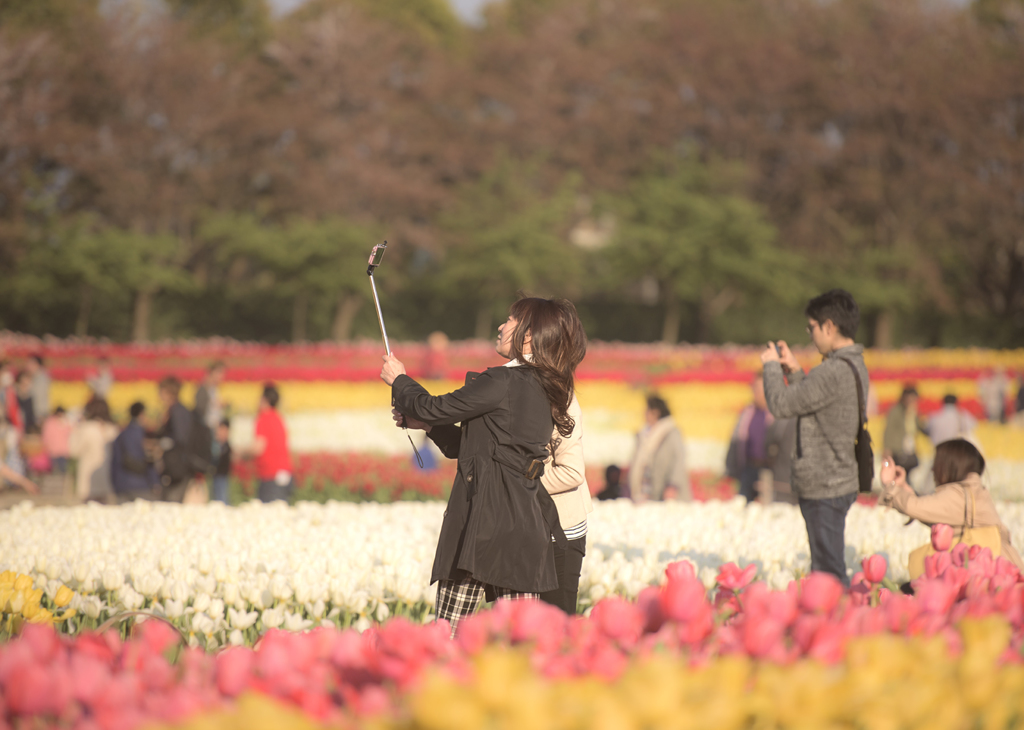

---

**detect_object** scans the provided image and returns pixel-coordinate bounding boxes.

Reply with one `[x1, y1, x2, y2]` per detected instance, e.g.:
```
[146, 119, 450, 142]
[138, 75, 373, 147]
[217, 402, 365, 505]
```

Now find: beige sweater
[541, 395, 593, 531]
[882, 472, 1024, 570]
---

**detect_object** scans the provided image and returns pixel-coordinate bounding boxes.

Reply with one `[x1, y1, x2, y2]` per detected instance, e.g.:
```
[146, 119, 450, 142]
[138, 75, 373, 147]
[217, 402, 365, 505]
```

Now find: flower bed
[4, 545, 1024, 729]
[3, 498, 1024, 653]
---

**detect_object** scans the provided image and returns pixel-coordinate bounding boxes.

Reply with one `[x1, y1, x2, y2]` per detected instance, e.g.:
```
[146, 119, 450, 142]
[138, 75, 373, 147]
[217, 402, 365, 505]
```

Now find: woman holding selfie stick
[380, 297, 587, 634]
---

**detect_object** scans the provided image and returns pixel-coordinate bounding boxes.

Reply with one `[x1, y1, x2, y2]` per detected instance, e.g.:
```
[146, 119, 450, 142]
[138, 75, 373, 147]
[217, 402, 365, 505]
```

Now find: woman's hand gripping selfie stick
[367, 242, 423, 467]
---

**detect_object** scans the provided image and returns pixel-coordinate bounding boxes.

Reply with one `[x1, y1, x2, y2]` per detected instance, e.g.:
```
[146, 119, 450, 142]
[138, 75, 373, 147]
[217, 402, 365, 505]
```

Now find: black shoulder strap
[840, 358, 866, 426]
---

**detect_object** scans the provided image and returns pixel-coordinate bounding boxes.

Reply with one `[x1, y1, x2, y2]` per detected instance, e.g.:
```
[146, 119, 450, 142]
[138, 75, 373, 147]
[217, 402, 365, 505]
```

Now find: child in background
[42, 407, 72, 474]
[212, 418, 232, 504]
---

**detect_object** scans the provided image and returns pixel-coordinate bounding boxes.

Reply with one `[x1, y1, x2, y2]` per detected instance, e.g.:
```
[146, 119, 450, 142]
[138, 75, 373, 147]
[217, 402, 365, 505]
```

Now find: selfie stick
[366, 241, 391, 356]
[366, 241, 423, 468]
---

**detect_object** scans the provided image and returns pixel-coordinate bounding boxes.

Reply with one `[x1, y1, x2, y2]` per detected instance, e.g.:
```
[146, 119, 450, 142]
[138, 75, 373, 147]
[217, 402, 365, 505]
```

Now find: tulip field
[4, 338, 1024, 727]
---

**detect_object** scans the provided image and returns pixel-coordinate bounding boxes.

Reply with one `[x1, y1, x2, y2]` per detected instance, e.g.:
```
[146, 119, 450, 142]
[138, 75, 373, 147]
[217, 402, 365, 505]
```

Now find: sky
[268, 0, 495, 24]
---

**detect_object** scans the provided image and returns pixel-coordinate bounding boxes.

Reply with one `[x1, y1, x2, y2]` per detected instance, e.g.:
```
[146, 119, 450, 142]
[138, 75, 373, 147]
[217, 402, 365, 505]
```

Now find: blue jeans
[798, 492, 858, 586]
[258, 478, 293, 504]
[212, 475, 229, 504]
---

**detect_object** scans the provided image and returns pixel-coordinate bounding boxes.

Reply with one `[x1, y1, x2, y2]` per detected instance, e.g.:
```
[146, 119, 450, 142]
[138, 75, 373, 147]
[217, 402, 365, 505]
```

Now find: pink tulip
[716, 563, 757, 592]
[741, 617, 785, 658]
[215, 648, 253, 697]
[951, 542, 969, 567]
[924, 551, 952, 580]
[636, 585, 665, 633]
[665, 560, 697, 583]
[808, 624, 847, 664]
[862, 555, 887, 584]
[799, 573, 844, 614]
[916, 578, 959, 615]
[660, 576, 709, 623]
[71, 653, 112, 705]
[931, 524, 954, 552]
[21, 624, 60, 663]
[591, 596, 645, 647]
[5, 662, 54, 715]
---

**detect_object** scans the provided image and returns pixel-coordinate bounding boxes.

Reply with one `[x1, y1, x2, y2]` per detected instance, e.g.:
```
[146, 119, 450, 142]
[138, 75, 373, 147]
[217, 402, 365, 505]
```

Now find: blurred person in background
[978, 367, 1009, 423]
[726, 374, 774, 503]
[929, 394, 977, 447]
[424, 331, 450, 380]
[1015, 375, 1024, 427]
[761, 288, 868, 586]
[42, 406, 72, 475]
[156, 375, 194, 502]
[69, 398, 118, 502]
[629, 395, 690, 502]
[15, 371, 36, 434]
[194, 361, 226, 431]
[0, 361, 23, 433]
[880, 438, 1024, 571]
[25, 355, 49, 426]
[111, 401, 160, 503]
[211, 418, 233, 504]
[883, 385, 928, 483]
[596, 464, 623, 500]
[245, 384, 292, 503]
[86, 356, 115, 400]
[0, 423, 38, 494]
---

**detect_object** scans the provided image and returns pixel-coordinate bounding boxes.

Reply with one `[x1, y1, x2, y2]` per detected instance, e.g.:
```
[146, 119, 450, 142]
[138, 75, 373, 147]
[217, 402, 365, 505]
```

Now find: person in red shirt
[250, 383, 292, 503]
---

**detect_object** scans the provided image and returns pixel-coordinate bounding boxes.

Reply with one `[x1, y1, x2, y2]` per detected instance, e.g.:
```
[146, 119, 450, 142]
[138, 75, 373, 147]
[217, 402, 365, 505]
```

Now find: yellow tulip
[0, 587, 13, 613]
[13, 574, 32, 592]
[21, 600, 42, 620]
[26, 607, 53, 625]
[0, 570, 14, 589]
[53, 585, 74, 608]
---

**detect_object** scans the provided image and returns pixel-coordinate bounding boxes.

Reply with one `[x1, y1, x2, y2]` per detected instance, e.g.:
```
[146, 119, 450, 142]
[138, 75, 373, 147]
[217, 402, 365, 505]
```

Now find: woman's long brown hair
[508, 297, 587, 438]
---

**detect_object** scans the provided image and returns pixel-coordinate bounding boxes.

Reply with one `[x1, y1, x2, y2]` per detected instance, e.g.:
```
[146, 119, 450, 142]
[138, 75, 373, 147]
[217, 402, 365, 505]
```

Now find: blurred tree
[607, 157, 799, 344]
[290, 0, 463, 47]
[436, 156, 581, 338]
[0, 0, 97, 33]
[164, 0, 272, 50]
[199, 212, 379, 341]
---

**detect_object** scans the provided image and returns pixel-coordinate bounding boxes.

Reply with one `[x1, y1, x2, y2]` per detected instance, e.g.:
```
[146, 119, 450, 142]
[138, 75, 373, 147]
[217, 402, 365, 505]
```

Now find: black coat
[392, 366, 563, 593]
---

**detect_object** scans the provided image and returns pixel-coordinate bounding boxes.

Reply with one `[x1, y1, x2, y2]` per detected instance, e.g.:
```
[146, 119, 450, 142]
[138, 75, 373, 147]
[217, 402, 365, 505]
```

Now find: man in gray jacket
[760, 289, 869, 586]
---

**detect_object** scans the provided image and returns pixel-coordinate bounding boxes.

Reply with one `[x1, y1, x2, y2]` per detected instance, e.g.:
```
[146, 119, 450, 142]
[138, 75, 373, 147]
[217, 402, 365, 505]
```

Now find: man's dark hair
[31, 354, 44, 366]
[933, 438, 985, 485]
[54, 406, 65, 416]
[262, 384, 280, 409]
[646, 395, 671, 419]
[158, 375, 182, 399]
[84, 398, 112, 422]
[901, 385, 918, 400]
[943, 394, 958, 406]
[805, 289, 860, 339]
[208, 360, 226, 373]
[605, 464, 621, 485]
[220, 417, 231, 429]
[129, 401, 146, 419]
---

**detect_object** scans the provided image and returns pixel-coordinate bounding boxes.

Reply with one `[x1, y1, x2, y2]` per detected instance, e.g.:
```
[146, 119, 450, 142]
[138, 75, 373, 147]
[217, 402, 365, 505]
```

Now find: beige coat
[69, 420, 118, 500]
[882, 472, 1024, 571]
[541, 395, 594, 531]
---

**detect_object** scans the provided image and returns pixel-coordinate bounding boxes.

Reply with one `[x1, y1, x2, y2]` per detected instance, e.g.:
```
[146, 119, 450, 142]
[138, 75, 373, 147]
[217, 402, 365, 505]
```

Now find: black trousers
[798, 492, 857, 586]
[539, 535, 586, 614]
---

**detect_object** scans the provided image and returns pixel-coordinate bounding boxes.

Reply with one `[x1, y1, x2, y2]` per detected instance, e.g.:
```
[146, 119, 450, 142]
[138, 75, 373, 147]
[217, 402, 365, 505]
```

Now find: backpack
[840, 358, 874, 493]
[187, 409, 214, 474]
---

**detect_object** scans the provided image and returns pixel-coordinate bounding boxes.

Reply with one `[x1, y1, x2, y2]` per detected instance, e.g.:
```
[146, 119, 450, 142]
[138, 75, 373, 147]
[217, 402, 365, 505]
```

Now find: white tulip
[164, 599, 184, 619]
[192, 593, 212, 614]
[229, 629, 245, 646]
[222, 583, 240, 605]
[228, 607, 258, 630]
[208, 598, 225, 619]
[261, 607, 284, 629]
[102, 568, 123, 593]
[283, 611, 313, 632]
[80, 596, 102, 619]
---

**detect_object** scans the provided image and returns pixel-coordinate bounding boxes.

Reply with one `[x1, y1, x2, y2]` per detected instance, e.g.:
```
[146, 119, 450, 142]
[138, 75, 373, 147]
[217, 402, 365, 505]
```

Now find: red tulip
[861, 555, 887, 584]
[931, 524, 954, 552]
[660, 575, 708, 623]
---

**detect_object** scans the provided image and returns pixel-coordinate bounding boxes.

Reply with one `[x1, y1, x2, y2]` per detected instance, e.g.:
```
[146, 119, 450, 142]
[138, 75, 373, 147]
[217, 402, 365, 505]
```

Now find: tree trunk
[76, 284, 93, 337]
[292, 289, 309, 342]
[661, 292, 681, 344]
[873, 310, 894, 349]
[132, 288, 156, 342]
[332, 293, 362, 342]
[474, 304, 492, 341]
[696, 286, 739, 343]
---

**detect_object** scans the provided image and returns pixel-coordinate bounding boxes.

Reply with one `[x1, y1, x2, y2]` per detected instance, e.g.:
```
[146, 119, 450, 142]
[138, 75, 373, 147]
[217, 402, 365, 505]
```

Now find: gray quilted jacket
[763, 345, 869, 500]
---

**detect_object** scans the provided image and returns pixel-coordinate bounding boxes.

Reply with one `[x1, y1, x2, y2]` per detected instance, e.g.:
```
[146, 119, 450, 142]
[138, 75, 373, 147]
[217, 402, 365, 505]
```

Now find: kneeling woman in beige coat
[879, 438, 1024, 571]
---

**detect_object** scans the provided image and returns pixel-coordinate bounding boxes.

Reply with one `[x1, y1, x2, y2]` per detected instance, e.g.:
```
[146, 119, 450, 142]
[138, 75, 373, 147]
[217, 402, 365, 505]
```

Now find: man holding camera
[760, 289, 869, 586]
